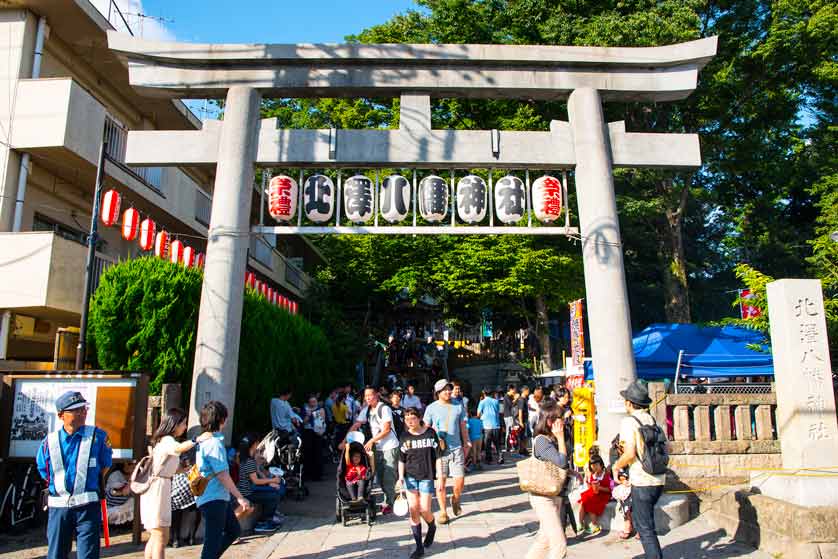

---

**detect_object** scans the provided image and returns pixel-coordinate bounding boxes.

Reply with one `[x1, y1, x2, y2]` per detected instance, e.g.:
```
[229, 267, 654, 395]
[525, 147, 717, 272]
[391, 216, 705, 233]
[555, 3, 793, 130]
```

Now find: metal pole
[76, 141, 108, 370]
[674, 349, 684, 394]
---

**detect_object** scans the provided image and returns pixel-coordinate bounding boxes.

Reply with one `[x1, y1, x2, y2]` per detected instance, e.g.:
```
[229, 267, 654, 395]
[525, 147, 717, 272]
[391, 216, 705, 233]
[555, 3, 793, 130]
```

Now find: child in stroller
[336, 440, 376, 526]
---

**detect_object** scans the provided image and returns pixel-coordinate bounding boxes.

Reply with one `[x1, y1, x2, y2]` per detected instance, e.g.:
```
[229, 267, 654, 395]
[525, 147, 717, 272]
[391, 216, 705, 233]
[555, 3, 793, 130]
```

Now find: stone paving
[257, 461, 771, 559]
[0, 460, 771, 559]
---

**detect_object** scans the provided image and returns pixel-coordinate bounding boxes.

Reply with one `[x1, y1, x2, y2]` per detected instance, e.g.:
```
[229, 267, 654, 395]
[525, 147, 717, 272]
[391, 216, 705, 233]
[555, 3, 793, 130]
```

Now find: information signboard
[3, 372, 147, 460]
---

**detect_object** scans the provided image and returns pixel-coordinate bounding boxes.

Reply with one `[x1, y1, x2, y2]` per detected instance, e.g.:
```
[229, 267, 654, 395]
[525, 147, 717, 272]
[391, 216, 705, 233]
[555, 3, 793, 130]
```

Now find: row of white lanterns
[266, 173, 565, 225]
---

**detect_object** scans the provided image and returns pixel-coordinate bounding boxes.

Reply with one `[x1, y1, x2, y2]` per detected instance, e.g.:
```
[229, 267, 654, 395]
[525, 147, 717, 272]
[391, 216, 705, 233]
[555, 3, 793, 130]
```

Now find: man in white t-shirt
[612, 380, 666, 559]
[346, 386, 401, 513]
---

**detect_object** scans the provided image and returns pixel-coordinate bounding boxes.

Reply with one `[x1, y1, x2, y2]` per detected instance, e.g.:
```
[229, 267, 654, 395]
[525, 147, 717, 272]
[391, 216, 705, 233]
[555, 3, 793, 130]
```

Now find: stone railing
[647, 382, 782, 488]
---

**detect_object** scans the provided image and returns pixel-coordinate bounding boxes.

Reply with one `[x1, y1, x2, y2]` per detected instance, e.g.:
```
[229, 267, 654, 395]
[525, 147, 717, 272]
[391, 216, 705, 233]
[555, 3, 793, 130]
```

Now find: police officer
[36, 391, 113, 559]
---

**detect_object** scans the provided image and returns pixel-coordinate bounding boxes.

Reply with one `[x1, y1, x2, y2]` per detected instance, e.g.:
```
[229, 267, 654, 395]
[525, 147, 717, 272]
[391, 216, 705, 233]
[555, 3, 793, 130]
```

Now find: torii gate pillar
[188, 86, 262, 438]
[568, 88, 637, 451]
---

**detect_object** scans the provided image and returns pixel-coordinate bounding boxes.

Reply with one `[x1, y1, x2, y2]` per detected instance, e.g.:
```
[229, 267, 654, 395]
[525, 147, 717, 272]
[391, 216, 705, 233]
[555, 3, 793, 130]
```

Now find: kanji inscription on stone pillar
[766, 279, 838, 470]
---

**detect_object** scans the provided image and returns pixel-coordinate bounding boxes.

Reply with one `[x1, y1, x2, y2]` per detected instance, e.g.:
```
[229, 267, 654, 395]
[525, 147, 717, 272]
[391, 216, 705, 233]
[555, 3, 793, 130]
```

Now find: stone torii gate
[108, 32, 716, 446]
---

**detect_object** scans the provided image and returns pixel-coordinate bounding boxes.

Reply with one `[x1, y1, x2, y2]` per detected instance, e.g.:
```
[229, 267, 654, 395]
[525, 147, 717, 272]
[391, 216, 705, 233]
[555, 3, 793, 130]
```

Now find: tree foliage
[89, 257, 346, 431]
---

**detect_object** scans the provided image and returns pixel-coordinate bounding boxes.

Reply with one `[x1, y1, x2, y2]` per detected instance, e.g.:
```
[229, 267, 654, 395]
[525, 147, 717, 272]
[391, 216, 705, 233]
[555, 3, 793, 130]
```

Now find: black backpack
[380, 404, 405, 438]
[632, 416, 669, 475]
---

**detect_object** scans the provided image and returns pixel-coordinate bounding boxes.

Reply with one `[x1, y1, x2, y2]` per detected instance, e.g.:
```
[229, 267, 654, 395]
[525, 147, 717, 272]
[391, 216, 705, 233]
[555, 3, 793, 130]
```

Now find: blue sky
[139, 0, 419, 43]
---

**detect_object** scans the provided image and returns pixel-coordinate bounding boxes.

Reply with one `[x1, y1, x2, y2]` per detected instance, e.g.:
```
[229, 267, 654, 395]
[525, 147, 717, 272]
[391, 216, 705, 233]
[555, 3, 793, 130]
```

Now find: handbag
[187, 441, 218, 497]
[516, 435, 568, 497]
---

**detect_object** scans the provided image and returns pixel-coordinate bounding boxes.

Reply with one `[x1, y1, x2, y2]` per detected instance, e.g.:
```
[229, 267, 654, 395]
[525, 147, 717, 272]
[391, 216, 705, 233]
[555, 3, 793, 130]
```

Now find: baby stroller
[259, 429, 309, 500]
[335, 440, 376, 526]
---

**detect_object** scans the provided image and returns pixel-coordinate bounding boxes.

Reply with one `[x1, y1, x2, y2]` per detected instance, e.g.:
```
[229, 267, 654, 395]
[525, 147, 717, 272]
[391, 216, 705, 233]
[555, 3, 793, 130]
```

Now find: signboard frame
[0, 370, 149, 463]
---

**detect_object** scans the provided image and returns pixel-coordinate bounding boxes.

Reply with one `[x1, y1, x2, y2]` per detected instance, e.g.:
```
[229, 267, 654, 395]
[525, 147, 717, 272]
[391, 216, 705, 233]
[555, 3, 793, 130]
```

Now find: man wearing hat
[36, 391, 113, 559]
[423, 379, 470, 524]
[611, 380, 666, 559]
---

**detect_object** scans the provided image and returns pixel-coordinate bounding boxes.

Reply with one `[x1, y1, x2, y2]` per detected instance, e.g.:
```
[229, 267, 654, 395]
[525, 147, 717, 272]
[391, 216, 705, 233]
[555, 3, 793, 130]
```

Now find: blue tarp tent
[583, 323, 773, 380]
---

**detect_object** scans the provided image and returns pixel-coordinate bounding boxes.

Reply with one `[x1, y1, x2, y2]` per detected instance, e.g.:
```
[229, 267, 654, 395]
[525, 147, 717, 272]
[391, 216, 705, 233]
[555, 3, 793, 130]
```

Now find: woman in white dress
[140, 408, 209, 559]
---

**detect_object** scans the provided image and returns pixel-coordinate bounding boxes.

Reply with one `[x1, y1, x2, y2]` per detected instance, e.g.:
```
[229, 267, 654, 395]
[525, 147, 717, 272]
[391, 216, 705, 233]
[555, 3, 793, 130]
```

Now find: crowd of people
[35, 376, 666, 559]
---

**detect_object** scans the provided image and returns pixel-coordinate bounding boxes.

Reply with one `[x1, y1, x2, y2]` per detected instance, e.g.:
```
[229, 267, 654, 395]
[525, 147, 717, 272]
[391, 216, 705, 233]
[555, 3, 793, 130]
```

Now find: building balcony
[0, 231, 115, 316]
[248, 236, 311, 299]
[10, 78, 211, 239]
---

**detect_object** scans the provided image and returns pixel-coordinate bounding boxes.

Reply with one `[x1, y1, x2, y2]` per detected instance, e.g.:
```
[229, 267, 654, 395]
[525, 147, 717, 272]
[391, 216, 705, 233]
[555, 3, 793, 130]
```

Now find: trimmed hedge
[88, 256, 341, 432]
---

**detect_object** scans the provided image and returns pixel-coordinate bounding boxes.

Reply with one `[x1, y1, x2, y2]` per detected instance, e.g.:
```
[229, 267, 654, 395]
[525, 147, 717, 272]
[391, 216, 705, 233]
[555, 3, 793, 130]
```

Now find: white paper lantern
[494, 175, 526, 224]
[380, 175, 411, 223]
[268, 175, 298, 222]
[303, 174, 335, 223]
[418, 175, 448, 222]
[531, 175, 563, 223]
[456, 175, 487, 223]
[343, 175, 374, 223]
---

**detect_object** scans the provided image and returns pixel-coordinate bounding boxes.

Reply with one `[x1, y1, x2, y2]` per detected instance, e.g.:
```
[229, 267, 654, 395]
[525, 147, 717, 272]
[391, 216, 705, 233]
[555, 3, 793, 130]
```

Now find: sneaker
[498, 458, 505, 464]
[272, 513, 286, 524]
[254, 522, 276, 533]
[381, 505, 392, 515]
[409, 548, 425, 559]
[452, 497, 462, 516]
[438, 511, 450, 524]
[588, 525, 602, 536]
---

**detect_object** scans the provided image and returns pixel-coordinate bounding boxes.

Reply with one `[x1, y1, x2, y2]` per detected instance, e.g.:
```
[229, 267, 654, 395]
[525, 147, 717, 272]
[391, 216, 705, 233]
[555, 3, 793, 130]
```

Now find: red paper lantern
[169, 239, 184, 264]
[262, 284, 269, 298]
[267, 175, 298, 222]
[254, 280, 262, 294]
[121, 208, 139, 241]
[182, 245, 195, 267]
[291, 301, 298, 315]
[100, 189, 121, 226]
[195, 253, 205, 268]
[531, 175, 563, 223]
[267, 288, 274, 304]
[245, 272, 255, 288]
[138, 218, 156, 251]
[154, 230, 169, 258]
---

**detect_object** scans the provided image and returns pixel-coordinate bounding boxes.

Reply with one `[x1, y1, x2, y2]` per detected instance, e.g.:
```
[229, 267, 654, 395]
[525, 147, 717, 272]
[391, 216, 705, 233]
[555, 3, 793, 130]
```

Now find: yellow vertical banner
[571, 385, 596, 468]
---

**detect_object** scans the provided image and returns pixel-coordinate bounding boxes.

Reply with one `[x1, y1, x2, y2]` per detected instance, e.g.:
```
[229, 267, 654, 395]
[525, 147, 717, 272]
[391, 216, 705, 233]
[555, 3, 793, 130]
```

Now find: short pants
[404, 476, 435, 494]
[440, 447, 466, 478]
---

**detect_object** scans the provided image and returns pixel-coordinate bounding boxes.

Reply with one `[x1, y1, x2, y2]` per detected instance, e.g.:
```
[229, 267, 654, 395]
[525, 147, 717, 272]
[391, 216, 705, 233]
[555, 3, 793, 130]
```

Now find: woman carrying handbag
[140, 408, 210, 559]
[522, 401, 570, 559]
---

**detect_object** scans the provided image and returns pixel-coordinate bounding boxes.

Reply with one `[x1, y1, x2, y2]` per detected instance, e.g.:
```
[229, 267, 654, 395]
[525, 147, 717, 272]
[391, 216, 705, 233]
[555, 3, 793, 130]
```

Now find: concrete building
[0, 0, 320, 367]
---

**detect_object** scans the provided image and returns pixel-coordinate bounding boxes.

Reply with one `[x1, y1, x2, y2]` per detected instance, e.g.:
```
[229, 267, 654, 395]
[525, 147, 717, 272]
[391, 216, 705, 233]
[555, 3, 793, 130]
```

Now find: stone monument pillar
[567, 88, 638, 453]
[757, 279, 838, 506]
[188, 86, 262, 438]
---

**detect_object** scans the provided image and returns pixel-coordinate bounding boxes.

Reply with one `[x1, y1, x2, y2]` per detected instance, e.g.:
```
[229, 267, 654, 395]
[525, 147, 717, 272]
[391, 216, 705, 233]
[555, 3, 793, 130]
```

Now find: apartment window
[32, 213, 87, 246]
[103, 115, 128, 163]
[195, 189, 212, 227]
[103, 115, 165, 194]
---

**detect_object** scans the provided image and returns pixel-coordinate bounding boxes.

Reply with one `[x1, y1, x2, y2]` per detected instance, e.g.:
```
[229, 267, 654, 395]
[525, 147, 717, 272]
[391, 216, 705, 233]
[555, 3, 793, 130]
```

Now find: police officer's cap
[56, 391, 89, 413]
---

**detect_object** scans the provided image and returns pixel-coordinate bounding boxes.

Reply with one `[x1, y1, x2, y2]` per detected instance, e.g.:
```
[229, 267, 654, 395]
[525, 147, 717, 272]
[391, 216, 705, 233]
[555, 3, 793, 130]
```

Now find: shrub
[89, 257, 343, 432]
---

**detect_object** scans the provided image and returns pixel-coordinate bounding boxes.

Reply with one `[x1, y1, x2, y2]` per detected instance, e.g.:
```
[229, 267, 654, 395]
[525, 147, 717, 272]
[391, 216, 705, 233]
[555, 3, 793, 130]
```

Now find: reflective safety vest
[47, 426, 99, 508]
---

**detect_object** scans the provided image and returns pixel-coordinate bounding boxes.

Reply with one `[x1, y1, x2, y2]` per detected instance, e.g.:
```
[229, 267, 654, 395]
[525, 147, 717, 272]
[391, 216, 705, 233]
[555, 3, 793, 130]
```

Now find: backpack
[130, 447, 155, 495]
[384, 405, 405, 439]
[632, 416, 669, 475]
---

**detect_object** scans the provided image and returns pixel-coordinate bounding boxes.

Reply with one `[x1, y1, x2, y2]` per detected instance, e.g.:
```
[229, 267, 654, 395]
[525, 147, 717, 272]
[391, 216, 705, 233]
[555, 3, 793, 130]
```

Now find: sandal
[618, 531, 631, 540]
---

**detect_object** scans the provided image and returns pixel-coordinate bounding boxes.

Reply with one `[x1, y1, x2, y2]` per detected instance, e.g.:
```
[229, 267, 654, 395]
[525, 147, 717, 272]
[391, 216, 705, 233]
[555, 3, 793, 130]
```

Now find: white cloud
[89, 0, 176, 41]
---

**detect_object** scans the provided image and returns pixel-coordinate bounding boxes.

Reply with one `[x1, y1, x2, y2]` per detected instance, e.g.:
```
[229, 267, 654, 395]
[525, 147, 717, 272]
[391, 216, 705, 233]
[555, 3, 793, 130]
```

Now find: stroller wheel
[335, 498, 341, 523]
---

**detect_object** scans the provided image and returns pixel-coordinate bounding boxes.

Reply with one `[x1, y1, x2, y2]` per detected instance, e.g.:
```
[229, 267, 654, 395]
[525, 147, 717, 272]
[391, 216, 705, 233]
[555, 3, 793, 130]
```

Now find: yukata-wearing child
[578, 455, 612, 535]
[612, 469, 634, 539]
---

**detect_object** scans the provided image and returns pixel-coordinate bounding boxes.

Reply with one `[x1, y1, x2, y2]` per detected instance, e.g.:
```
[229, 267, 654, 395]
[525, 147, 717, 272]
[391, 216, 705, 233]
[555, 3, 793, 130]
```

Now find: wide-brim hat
[55, 391, 88, 413]
[620, 380, 652, 407]
[434, 379, 453, 394]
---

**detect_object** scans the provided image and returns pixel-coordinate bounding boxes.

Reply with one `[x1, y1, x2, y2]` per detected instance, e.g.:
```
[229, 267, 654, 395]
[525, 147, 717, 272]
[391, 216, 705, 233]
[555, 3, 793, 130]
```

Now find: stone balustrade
[646, 382, 782, 488]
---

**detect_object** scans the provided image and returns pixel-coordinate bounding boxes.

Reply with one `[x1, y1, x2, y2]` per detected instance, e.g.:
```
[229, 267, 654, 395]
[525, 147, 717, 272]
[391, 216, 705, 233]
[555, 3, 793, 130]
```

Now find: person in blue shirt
[36, 391, 113, 559]
[477, 390, 503, 464]
[466, 408, 484, 471]
[270, 389, 302, 433]
[195, 401, 253, 559]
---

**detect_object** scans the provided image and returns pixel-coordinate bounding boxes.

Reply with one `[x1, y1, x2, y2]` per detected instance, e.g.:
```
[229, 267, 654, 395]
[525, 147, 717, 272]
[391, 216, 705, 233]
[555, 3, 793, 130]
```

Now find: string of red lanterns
[99, 188, 299, 315]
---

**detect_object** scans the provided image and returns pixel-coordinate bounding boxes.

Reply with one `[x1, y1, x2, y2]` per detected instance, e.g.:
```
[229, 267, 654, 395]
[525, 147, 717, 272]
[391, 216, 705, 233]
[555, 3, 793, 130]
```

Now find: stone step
[568, 491, 692, 534]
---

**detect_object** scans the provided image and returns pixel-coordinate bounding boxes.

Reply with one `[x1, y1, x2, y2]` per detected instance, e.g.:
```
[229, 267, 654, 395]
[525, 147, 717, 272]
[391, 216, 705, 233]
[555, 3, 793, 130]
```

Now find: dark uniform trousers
[47, 501, 101, 559]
